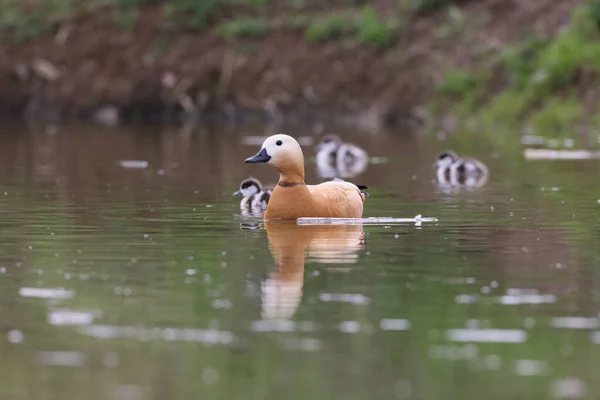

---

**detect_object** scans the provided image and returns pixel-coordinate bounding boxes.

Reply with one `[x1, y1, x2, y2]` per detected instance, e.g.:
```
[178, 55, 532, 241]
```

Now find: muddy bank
[0, 0, 577, 127]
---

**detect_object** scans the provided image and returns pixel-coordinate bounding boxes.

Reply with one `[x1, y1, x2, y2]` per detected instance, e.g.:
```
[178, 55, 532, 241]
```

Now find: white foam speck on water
[117, 160, 148, 169]
[48, 310, 97, 326]
[36, 351, 86, 367]
[103, 352, 120, 368]
[540, 186, 561, 192]
[369, 157, 389, 164]
[339, 321, 361, 333]
[452, 277, 476, 284]
[319, 292, 370, 305]
[212, 299, 231, 309]
[520, 135, 547, 145]
[7, 329, 23, 343]
[550, 378, 587, 398]
[523, 317, 536, 329]
[19, 287, 74, 299]
[484, 354, 502, 370]
[393, 380, 412, 399]
[202, 368, 220, 385]
[428, 344, 478, 360]
[499, 294, 556, 305]
[106, 384, 143, 400]
[588, 331, 600, 344]
[250, 319, 296, 332]
[282, 337, 323, 352]
[455, 294, 478, 304]
[80, 325, 235, 345]
[380, 319, 411, 331]
[445, 329, 527, 343]
[515, 359, 548, 376]
[551, 317, 599, 330]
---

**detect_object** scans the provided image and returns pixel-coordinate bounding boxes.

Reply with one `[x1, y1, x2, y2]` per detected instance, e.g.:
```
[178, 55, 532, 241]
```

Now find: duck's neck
[277, 164, 305, 187]
[278, 174, 304, 188]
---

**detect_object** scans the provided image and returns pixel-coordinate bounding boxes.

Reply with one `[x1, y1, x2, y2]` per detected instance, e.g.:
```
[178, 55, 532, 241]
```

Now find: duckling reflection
[260, 221, 366, 320]
[315, 134, 369, 179]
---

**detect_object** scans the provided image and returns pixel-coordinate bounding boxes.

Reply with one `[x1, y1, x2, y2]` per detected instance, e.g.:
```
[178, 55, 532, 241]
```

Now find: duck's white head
[245, 134, 304, 180]
[233, 178, 262, 198]
[433, 150, 458, 169]
[315, 134, 342, 154]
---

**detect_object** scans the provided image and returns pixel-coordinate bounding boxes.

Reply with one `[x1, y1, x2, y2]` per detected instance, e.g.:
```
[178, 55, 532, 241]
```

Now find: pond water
[0, 122, 599, 399]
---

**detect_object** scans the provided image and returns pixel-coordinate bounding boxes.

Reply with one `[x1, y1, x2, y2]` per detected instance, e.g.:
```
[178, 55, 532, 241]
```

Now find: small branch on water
[296, 215, 439, 226]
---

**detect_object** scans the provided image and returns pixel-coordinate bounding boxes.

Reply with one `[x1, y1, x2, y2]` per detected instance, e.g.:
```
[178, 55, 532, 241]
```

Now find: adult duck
[244, 134, 368, 220]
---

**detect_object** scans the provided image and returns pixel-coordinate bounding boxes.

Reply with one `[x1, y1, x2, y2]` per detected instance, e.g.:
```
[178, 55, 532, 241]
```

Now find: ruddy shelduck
[244, 134, 368, 220]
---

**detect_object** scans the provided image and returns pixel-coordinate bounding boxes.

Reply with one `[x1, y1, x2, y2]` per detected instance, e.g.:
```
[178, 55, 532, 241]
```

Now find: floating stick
[524, 149, 600, 160]
[296, 214, 438, 226]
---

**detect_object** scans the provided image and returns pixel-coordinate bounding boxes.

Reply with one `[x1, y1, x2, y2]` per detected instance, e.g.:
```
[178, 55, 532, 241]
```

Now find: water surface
[0, 123, 599, 400]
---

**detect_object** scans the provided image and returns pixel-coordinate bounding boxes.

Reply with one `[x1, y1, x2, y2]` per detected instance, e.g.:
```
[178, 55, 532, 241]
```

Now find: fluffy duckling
[245, 134, 369, 220]
[315, 134, 369, 178]
[233, 178, 273, 213]
[433, 150, 489, 187]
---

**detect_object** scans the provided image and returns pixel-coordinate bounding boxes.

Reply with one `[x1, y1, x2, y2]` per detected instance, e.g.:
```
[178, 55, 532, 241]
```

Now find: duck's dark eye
[276, 140, 282, 146]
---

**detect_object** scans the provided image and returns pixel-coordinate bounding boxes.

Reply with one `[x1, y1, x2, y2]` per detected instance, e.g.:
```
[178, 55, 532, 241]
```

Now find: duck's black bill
[245, 148, 271, 163]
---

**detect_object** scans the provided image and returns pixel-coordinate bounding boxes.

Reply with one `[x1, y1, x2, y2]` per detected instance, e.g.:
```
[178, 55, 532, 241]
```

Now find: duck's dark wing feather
[332, 178, 369, 198]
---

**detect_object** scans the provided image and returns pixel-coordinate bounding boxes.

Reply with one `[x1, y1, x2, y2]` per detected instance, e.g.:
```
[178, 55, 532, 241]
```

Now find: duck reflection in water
[258, 220, 366, 320]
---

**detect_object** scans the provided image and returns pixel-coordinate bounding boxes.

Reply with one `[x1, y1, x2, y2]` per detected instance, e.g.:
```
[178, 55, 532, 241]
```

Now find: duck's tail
[356, 185, 369, 201]
[332, 178, 370, 201]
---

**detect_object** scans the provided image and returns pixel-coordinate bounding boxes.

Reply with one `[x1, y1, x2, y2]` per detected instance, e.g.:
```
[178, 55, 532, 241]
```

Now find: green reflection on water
[0, 124, 598, 400]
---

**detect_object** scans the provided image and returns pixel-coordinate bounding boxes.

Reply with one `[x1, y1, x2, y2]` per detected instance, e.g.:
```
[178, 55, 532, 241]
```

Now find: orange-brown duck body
[244, 134, 368, 220]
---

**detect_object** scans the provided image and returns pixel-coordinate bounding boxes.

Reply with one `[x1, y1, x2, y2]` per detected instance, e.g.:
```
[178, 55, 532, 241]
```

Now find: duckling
[233, 178, 273, 213]
[244, 134, 369, 220]
[315, 134, 369, 178]
[433, 150, 489, 187]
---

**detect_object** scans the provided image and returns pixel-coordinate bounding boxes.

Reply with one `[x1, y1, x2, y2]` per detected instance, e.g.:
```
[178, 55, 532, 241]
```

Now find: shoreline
[0, 0, 584, 130]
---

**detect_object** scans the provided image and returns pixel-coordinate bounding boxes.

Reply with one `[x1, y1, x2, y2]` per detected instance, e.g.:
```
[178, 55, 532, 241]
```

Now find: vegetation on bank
[0, 0, 461, 45]
[434, 1, 600, 137]
[0, 0, 597, 136]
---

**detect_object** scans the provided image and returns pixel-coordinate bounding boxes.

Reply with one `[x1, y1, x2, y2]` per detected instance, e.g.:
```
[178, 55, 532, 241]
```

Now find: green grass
[113, 7, 140, 30]
[355, 6, 396, 48]
[305, 12, 355, 42]
[216, 18, 269, 38]
[162, 0, 222, 29]
[437, 69, 477, 97]
[0, 0, 399, 48]
[529, 97, 582, 137]
[304, 6, 396, 47]
[409, 0, 454, 13]
[433, 2, 600, 132]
